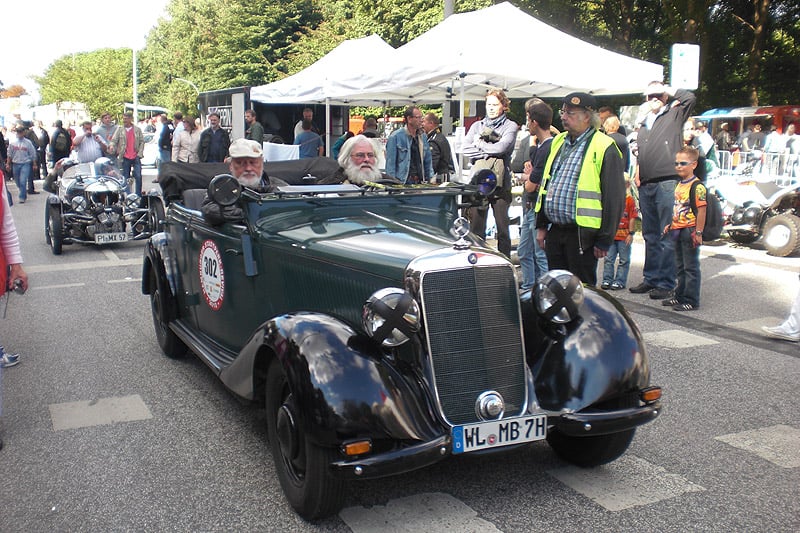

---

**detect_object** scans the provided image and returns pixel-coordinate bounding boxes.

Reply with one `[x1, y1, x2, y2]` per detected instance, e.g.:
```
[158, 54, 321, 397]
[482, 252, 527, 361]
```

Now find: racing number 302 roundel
[199, 240, 225, 310]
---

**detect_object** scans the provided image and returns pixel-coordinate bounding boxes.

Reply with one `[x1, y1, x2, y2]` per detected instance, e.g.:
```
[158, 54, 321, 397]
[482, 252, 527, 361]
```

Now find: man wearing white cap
[201, 138, 286, 225]
[629, 81, 695, 300]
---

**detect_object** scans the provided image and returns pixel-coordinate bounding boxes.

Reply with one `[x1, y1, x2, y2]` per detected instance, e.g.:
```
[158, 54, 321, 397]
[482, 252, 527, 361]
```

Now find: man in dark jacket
[198, 113, 230, 163]
[629, 82, 695, 299]
[422, 113, 454, 182]
[534, 92, 625, 286]
[50, 120, 72, 163]
[158, 114, 174, 165]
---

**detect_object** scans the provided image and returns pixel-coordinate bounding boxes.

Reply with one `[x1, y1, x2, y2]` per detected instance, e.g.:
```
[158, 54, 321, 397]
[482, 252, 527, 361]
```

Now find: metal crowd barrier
[718, 150, 800, 183]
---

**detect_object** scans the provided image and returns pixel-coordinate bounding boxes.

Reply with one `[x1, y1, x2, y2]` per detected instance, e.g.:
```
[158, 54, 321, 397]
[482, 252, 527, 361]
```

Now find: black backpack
[689, 179, 723, 242]
[54, 130, 69, 152]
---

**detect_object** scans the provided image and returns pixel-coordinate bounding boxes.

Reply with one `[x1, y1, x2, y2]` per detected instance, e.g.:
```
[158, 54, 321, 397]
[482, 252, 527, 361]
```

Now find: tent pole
[325, 98, 331, 157]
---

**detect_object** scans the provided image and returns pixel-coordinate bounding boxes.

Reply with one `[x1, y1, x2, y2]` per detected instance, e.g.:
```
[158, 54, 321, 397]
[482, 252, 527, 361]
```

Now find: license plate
[452, 415, 547, 454]
[95, 232, 128, 244]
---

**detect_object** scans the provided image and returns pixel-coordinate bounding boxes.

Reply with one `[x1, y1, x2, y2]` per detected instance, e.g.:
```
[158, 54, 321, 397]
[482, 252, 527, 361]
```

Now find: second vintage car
[45, 158, 155, 255]
[143, 161, 662, 520]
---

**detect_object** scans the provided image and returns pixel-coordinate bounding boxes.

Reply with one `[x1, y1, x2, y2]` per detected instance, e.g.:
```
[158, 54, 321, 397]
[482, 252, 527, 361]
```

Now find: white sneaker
[0, 353, 20, 367]
[761, 325, 800, 342]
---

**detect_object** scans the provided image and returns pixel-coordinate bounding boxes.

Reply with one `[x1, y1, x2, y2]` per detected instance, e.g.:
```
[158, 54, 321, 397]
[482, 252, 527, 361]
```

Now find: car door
[183, 213, 264, 354]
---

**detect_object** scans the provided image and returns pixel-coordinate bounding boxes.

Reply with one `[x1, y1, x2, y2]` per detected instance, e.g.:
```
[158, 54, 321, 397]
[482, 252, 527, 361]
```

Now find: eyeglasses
[559, 107, 583, 117]
[674, 161, 694, 167]
[352, 152, 376, 160]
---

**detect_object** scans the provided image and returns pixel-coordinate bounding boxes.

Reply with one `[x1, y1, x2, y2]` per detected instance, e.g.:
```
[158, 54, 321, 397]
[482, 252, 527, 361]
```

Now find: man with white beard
[201, 138, 286, 224]
[318, 135, 399, 186]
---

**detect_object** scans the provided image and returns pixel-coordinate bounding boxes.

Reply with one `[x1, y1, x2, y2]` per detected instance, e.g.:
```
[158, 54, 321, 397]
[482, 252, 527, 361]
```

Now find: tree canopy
[32, 0, 800, 117]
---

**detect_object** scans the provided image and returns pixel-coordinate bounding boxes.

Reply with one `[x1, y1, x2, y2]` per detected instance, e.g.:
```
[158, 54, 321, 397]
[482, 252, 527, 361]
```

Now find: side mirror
[208, 174, 241, 206]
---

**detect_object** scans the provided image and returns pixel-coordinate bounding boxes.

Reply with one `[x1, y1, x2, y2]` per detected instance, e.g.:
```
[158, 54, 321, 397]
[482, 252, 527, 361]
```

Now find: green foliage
[33, 0, 800, 116]
[37, 49, 133, 119]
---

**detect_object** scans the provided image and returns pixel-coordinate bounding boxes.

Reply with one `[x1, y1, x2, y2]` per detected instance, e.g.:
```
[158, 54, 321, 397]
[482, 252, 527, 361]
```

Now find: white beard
[237, 172, 261, 188]
[344, 163, 382, 184]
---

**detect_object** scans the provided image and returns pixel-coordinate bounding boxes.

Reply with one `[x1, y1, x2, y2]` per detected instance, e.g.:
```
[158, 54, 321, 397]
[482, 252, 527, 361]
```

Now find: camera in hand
[13, 279, 25, 294]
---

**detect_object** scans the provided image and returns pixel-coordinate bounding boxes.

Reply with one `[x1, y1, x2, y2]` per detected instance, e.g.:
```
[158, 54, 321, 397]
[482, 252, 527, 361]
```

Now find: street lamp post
[172, 77, 200, 95]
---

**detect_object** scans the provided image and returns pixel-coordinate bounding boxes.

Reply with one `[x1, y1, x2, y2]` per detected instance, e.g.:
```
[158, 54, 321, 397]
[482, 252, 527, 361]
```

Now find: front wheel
[149, 199, 166, 234]
[762, 213, 800, 257]
[546, 396, 636, 467]
[265, 358, 345, 521]
[48, 205, 63, 255]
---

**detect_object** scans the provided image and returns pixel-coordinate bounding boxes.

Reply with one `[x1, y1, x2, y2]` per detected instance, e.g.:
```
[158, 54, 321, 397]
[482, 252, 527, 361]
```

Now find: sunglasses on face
[646, 94, 662, 101]
[674, 161, 694, 167]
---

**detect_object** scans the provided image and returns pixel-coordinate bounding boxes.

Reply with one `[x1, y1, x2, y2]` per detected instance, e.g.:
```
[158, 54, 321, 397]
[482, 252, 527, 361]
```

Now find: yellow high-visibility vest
[535, 131, 618, 229]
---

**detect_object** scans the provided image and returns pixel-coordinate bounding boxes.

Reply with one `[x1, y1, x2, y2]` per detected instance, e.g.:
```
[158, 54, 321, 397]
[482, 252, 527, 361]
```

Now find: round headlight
[126, 193, 141, 209]
[743, 205, 761, 224]
[362, 288, 420, 347]
[71, 196, 87, 213]
[533, 270, 584, 324]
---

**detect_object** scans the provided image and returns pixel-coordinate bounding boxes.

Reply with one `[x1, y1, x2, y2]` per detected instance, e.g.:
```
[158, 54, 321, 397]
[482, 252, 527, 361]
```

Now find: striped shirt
[544, 127, 595, 225]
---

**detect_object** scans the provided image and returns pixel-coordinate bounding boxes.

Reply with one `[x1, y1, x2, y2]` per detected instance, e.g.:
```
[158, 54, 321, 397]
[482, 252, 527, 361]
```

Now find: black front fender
[221, 312, 443, 447]
[525, 289, 650, 412]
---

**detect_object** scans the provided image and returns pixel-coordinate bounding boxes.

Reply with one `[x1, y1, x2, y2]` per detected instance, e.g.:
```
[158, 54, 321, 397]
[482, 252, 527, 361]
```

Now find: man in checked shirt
[534, 92, 625, 286]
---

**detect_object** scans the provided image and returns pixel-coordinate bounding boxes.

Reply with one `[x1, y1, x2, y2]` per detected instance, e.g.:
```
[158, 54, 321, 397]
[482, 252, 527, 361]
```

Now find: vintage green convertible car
[142, 161, 662, 520]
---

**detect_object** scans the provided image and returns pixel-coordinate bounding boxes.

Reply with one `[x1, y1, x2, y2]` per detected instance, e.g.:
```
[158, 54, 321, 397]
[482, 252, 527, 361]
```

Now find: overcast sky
[4, 0, 170, 92]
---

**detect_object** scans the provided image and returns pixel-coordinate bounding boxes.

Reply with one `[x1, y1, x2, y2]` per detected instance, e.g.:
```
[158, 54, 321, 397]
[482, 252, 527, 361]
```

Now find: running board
[169, 319, 238, 373]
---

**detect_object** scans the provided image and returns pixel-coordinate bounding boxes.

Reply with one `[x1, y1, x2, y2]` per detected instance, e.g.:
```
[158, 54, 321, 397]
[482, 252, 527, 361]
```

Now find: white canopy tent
[249, 34, 401, 106]
[380, 2, 664, 103]
[249, 3, 664, 155]
[252, 3, 662, 106]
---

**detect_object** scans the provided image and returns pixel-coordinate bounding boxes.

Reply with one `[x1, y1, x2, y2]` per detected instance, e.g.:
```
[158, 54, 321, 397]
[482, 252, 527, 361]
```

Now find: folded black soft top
[157, 158, 341, 199]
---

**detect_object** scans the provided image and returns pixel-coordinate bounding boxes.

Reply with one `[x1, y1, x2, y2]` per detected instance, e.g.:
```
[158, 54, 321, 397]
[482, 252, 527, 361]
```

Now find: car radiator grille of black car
[420, 265, 527, 426]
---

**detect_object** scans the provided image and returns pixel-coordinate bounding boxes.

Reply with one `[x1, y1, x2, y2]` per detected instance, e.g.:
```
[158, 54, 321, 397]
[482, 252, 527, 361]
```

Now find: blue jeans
[639, 180, 677, 290]
[12, 162, 32, 201]
[518, 208, 548, 289]
[121, 157, 142, 194]
[602, 239, 632, 286]
[674, 227, 700, 307]
[159, 148, 171, 165]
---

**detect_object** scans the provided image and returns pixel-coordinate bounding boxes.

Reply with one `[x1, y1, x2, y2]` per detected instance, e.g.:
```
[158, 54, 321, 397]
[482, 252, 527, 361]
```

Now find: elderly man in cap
[628, 82, 695, 299]
[534, 92, 625, 286]
[201, 138, 286, 225]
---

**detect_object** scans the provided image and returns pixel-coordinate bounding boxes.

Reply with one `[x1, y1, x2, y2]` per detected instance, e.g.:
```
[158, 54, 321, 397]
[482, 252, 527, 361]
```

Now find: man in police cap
[534, 92, 625, 286]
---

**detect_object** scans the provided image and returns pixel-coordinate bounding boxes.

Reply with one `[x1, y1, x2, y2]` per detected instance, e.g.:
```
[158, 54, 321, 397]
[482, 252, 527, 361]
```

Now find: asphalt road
[1, 172, 798, 532]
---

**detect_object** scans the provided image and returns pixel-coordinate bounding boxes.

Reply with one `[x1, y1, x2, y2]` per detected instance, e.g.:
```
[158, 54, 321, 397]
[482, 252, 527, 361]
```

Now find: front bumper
[551, 401, 662, 436]
[329, 401, 661, 480]
[330, 435, 450, 480]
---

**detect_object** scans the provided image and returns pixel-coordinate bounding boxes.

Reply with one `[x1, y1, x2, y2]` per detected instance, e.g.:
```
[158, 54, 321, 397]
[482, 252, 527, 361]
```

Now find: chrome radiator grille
[420, 265, 526, 425]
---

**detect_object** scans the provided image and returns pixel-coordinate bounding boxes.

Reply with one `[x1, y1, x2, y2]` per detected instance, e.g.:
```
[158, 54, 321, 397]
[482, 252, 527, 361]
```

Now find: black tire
[44, 204, 51, 245]
[148, 268, 186, 358]
[727, 230, 759, 245]
[265, 358, 345, 521]
[48, 205, 63, 255]
[546, 396, 637, 467]
[762, 213, 800, 257]
[150, 199, 166, 234]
